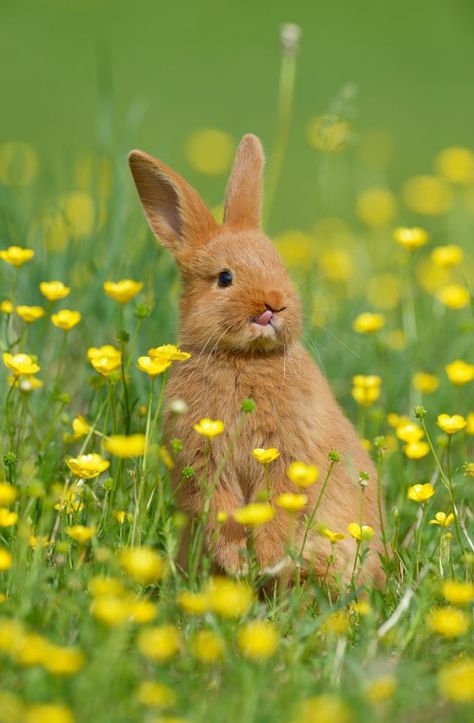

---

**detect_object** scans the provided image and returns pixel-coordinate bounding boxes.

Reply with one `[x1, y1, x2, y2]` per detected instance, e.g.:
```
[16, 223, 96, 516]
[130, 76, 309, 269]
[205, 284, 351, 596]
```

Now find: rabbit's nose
[254, 309, 273, 326]
[264, 291, 286, 313]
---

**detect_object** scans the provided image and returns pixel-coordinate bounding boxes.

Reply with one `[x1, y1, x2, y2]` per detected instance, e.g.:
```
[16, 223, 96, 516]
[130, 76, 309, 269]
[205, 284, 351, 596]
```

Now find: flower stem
[263, 25, 300, 227]
[421, 418, 464, 553]
[120, 341, 131, 435]
[300, 459, 336, 558]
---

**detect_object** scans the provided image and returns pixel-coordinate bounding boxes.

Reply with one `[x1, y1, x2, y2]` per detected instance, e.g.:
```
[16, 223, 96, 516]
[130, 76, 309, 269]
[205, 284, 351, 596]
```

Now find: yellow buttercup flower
[91, 595, 131, 626]
[237, 620, 279, 660]
[319, 249, 353, 283]
[66, 453, 110, 479]
[275, 493, 308, 512]
[367, 273, 401, 310]
[356, 187, 396, 228]
[396, 422, 424, 443]
[128, 599, 157, 624]
[233, 502, 274, 527]
[0, 300, 13, 314]
[137, 624, 182, 661]
[65, 525, 96, 544]
[51, 309, 81, 330]
[71, 416, 91, 439]
[0, 548, 12, 571]
[437, 414, 467, 435]
[431, 244, 464, 268]
[387, 412, 411, 429]
[285, 463, 319, 492]
[103, 434, 147, 458]
[438, 658, 474, 702]
[39, 280, 70, 301]
[8, 375, 43, 391]
[350, 600, 372, 616]
[136, 681, 176, 708]
[16, 305, 46, 323]
[404, 441, 430, 460]
[324, 610, 350, 636]
[3, 352, 40, 376]
[24, 703, 74, 723]
[119, 546, 165, 584]
[307, 114, 350, 153]
[0, 508, 18, 527]
[190, 630, 225, 663]
[148, 344, 191, 361]
[114, 510, 133, 525]
[442, 580, 474, 606]
[385, 329, 406, 351]
[0, 483, 17, 505]
[407, 483, 435, 503]
[0, 245, 34, 267]
[352, 312, 385, 334]
[347, 522, 375, 541]
[137, 356, 171, 377]
[184, 128, 234, 175]
[437, 284, 470, 309]
[59, 191, 95, 240]
[292, 694, 351, 723]
[319, 527, 347, 544]
[103, 279, 143, 304]
[403, 175, 453, 215]
[193, 418, 224, 439]
[445, 359, 474, 386]
[54, 488, 84, 514]
[416, 257, 451, 295]
[177, 590, 209, 615]
[205, 577, 254, 619]
[435, 146, 474, 184]
[88, 576, 124, 597]
[275, 230, 313, 268]
[159, 445, 174, 468]
[427, 607, 470, 638]
[28, 536, 50, 549]
[465, 460, 474, 475]
[88, 345, 122, 376]
[38, 644, 85, 676]
[365, 675, 397, 703]
[412, 372, 439, 394]
[429, 512, 455, 528]
[252, 447, 280, 464]
[393, 226, 428, 250]
[351, 375, 381, 407]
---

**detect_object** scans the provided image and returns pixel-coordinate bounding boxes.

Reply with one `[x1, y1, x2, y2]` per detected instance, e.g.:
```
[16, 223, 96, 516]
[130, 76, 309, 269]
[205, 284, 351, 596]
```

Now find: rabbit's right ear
[128, 149, 217, 262]
[224, 134, 265, 229]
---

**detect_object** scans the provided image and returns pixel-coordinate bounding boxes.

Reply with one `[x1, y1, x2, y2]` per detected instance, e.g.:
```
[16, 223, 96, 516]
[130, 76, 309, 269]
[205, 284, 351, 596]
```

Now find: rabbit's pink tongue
[254, 310, 273, 326]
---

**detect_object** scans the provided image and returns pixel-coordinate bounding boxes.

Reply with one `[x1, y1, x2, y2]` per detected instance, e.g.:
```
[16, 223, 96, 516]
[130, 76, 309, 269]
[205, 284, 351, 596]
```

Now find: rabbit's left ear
[224, 134, 265, 229]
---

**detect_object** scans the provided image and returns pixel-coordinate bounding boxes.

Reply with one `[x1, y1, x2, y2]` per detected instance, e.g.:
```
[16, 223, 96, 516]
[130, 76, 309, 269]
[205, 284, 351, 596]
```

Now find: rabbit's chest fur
[164, 342, 371, 506]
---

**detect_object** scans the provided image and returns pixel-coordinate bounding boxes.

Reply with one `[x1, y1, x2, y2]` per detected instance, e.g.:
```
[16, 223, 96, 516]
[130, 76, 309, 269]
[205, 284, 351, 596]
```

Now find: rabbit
[129, 134, 384, 586]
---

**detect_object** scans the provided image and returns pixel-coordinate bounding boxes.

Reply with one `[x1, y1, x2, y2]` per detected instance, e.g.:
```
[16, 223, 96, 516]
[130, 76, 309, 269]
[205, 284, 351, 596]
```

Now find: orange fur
[129, 135, 383, 585]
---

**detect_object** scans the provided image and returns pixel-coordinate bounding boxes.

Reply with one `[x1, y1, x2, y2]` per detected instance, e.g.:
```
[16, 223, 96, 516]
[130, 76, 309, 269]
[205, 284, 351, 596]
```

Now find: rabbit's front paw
[253, 526, 288, 577]
[260, 555, 292, 577]
[213, 540, 249, 578]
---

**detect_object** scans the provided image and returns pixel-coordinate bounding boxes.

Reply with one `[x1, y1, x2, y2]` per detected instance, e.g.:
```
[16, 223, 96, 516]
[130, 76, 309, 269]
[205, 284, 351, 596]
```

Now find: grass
[0, 33, 474, 723]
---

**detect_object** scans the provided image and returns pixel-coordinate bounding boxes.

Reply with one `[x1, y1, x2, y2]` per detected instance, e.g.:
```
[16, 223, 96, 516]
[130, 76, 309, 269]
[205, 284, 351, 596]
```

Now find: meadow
[1, 18, 474, 723]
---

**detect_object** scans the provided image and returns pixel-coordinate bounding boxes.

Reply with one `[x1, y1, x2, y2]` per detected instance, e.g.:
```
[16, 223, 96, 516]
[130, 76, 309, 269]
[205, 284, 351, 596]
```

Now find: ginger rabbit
[129, 134, 383, 585]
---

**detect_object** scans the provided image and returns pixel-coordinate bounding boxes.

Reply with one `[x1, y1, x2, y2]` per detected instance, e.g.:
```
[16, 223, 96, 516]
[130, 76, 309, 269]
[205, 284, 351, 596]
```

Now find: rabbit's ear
[128, 149, 217, 260]
[224, 134, 265, 229]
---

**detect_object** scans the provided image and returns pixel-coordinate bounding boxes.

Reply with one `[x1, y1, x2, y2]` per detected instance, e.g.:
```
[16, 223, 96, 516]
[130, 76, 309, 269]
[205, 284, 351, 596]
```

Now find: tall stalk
[263, 23, 301, 228]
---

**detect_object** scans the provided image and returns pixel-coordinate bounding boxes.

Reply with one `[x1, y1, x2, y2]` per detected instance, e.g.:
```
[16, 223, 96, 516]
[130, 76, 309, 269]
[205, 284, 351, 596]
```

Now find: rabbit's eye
[217, 270, 233, 287]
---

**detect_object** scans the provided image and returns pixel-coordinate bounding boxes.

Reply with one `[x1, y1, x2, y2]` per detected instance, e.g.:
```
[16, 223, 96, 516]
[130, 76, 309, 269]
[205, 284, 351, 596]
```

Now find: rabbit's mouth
[253, 305, 287, 327]
[249, 311, 284, 347]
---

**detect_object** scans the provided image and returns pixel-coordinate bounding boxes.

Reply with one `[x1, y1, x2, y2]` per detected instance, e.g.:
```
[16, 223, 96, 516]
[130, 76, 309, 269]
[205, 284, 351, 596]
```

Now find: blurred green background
[2, 0, 474, 232]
